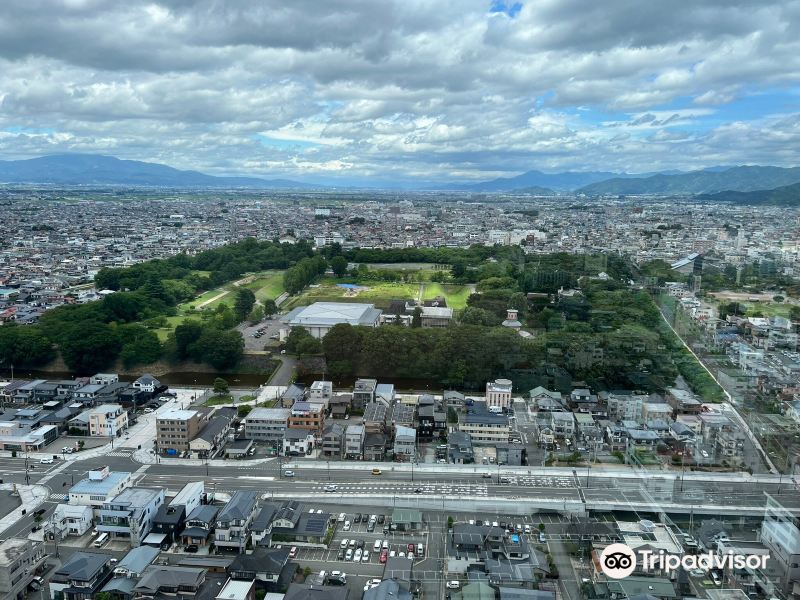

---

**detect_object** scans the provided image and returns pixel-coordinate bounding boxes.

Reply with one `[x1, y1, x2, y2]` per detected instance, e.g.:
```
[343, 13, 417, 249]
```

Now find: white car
[283, 470, 295, 477]
[324, 485, 338, 492]
[353, 548, 362, 562]
[363, 578, 382, 591]
[345, 549, 353, 561]
[447, 581, 461, 589]
[340, 539, 349, 549]
[343, 521, 351, 531]
[361, 551, 370, 563]
[338, 513, 346, 522]
[40, 457, 54, 464]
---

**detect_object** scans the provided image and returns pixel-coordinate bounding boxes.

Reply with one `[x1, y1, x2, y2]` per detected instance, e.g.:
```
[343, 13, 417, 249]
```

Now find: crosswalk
[308, 482, 490, 496]
[105, 450, 135, 457]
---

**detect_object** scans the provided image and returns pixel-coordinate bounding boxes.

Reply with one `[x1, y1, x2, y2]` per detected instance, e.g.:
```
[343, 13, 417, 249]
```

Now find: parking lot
[237, 317, 283, 351]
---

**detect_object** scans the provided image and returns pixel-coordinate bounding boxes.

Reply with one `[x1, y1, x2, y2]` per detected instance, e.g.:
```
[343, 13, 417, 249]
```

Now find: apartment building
[486, 378, 513, 410]
[321, 423, 344, 457]
[156, 409, 202, 455]
[244, 408, 289, 443]
[68, 467, 133, 509]
[393, 426, 416, 460]
[86, 403, 128, 437]
[352, 378, 378, 410]
[460, 403, 510, 445]
[98, 487, 165, 547]
[287, 402, 325, 436]
[0, 538, 46, 599]
[308, 380, 333, 405]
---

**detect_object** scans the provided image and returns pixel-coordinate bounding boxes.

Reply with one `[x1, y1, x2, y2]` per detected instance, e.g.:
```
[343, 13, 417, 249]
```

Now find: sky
[0, 0, 799, 185]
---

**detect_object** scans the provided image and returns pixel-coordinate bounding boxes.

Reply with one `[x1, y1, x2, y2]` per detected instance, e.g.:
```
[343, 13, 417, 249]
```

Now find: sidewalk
[0, 483, 49, 537]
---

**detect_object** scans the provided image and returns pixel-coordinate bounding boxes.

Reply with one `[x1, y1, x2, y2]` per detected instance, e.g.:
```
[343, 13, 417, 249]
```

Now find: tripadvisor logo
[600, 543, 769, 580]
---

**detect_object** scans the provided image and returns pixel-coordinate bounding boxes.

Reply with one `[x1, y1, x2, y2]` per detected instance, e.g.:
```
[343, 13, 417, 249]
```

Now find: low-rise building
[308, 380, 333, 405]
[98, 487, 165, 547]
[461, 403, 510, 445]
[363, 432, 387, 461]
[282, 429, 315, 456]
[85, 403, 128, 437]
[69, 467, 133, 509]
[344, 424, 365, 459]
[189, 413, 232, 458]
[353, 378, 378, 410]
[215, 491, 259, 553]
[244, 407, 289, 444]
[448, 431, 474, 464]
[321, 423, 344, 458]
[51, 504, 94, 538]
[0, 538, 46, 599]
[49, 551, 112, 600]
[393, 425, 416, 460]
[486, 378, 513, 410]
[287, 401, 325, 436]
[156, 409, 203, 455]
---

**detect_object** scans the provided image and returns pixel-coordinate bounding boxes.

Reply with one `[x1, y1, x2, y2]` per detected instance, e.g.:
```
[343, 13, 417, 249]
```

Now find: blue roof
[70, 471, 131, 495]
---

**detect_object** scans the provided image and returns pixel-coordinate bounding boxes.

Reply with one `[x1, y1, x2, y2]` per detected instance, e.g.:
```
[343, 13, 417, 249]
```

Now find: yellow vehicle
[372, 468, 382, 475]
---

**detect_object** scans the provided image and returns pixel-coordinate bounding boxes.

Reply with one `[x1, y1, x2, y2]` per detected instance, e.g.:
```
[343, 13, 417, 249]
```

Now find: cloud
[0, 0, 798, 182]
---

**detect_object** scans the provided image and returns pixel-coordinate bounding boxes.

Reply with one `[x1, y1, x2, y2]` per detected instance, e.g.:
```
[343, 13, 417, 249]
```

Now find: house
[98, 487, 165, 547]
[284, 583, 349, 600]
[279, 383, 306, 408]
[375, 383, 395, 406]
[215, 491, 259, 553]
[283, 428, 315, 456]
[363, 432, 387, 461]
[227, 547, 297, 592]
[486, 378, 513, 410]
[244, 407, 289, 444]
[444, 390, 466, 410]
[390, 402, 415, 427]
[91, 373, 119, 386]
[156, 409, 203, 455]
[420, 305, 453, 327]
[190, 413, 233, 458]
[417, 403, 446, 440]
[321, 423, 344, 458]
[181, 505, 219, 548]
[344, 424, 365, 459]
[281, 302, 382, 338]
[110, 545, 160, 578]
[606, 391, 646, 422]
[132, 566, 206, 598]
[85, 403, 128, 437]
[150, 504, 185, 544]
[353, 378, 378, 410]
[308, 380, 333, 405]
[287, 401, 325, 436]
[216, 579, 256, 600]
[393, 425, 416, 460]
[641, 402, 673, 423]
[365, 579, 412, 600]
[448, 431, 474, 464]
[72, 383, 105, 405]
[49, 551, 112, 600]
[549, 412, 575, 438]
[69, 467, 133, 509]
[267, 501, 333, 545]
[51, 504, 93, 538]
[132, 374, 161, 394]
[666, 388, 703, 415]
[328, 393, 351, 419]
[0, 538, 46, 599]
[363, 403, 389, 433]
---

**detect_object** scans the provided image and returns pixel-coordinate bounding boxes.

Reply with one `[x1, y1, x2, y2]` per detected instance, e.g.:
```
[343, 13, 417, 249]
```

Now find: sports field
[283, 280, 420, 310]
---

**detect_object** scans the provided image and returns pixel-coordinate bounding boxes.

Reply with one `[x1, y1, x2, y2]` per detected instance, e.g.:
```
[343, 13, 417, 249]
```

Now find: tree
[460, 307, 500, 326]
[200, 329, 244, 370]
[0, 325, 55, 367]
[248, 305, 265, 324]
[262, 299, 278, 318]
[322, 324, 363, 364]
[330, 255, 348, 277]
[296, 336, 322, 356]
[773, 295, 784, 303]
[411, 306, 422, 328]
[213, 377, 230, 394]
[119, 325, 162, 368]
[238, 405, 253, 418]
[59, 322, 122, 373]
[285, 327, 315, 353]
[234, 288, 256, 321]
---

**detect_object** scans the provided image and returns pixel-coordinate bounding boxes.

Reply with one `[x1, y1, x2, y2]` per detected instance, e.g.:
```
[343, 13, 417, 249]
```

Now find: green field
[283, 279, 420, 310]
[422, 283, 472, 310]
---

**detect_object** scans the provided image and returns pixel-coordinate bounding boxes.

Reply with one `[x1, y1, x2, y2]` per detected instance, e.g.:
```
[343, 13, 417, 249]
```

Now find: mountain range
[697, 181, 800, 206]
[576, 165, 800, 195]
[0, 154, 315, 188]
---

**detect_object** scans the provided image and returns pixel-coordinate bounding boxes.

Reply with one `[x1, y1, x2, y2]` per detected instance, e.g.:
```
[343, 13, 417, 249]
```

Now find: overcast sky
[0, 0, 799, 184]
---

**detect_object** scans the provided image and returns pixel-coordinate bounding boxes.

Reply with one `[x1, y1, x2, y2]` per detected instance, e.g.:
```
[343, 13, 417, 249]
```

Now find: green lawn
[422, 283, 472, 310]
[247, 272, 286, 301]
[284, 279, 419, 310]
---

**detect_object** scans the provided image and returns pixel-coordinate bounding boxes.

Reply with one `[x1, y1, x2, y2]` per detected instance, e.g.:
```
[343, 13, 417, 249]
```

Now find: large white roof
[283, 302, 382, 327]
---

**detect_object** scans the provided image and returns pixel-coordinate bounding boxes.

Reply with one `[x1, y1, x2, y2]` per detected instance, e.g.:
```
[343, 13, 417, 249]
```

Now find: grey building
[215, 490, 259, 553]
[364, 432, 387, 461]
[321, 423, 344, 457]
[0, 538, 46, 600]
[344, 424, 365, 459]
[448, 431, 474, 464]
[353, 378, 378, 410]
[245, 407, 290, 443]
[393, 425, 416, 460]
[50, 551, 113, 600]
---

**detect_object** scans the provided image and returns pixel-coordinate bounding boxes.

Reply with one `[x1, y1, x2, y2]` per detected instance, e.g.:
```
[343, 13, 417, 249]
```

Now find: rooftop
[283, 302, 382, 327]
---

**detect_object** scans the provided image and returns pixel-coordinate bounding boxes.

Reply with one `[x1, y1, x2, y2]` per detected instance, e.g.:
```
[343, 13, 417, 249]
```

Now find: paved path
[196, 290, 229, 309]
[269, 356, 297, 386]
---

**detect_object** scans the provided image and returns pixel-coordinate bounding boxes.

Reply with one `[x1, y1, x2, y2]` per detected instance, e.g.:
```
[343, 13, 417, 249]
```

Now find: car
[500, 521, 507, 529]
[475, 520, 483, 526]
[363, 578, 382, 591]
[417, 543, 425, 557]
[337, 549, 346, 560]
[349, 539, 356, 548]
[185, 544, 199, 553]
[516, 523, 523, 533]
[343, 521, 351, 531]
[389, 550, 396, 557]
[353, 548, 362, 561]
[338, 512, 346, 523]
[378, 515, 385, 524]
[398, 551, 406, 558]
[289, 546, 298, 558]
[31, 525, 41, 532]
[447, 581, 461, 589]
[380, 550, 389, 563]
[345, 549, 353, 561]
[468, 519, 475, 525]
[374, 539, 383, 551]
[413, 488, 423, 494]
[407, 543, 415, 553]
[362, 551, 370, 563]
[354, 513, 362, 523]
[482, 472, 492, 478]
[40, 457, 54, 464]
[539, 532, 547, 543]
[324, 485, 337, 492]
[701, 450, 710, 458]
[283, 470, 294, 477]
[143, 408, 154, 413]
[524, 525, 532, 534]
[34, 508, 46, 517]
[340, 539, 349, 549]
[382, 539, 389, 549]
[356, 540, 364, 550]
[372, 468, 382, 475]
[344, 414, 350, 420]
[690, 569, 706, 577]
[492, 521, 499, 528]
[366, 521, 375, 532]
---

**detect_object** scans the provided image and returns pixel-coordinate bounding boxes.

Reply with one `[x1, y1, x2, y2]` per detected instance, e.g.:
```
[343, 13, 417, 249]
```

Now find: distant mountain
[696, 181, 800, 206]
[512, 185, 557, 195]
[451, 170, 622, 192]
[0, 154, 316, 188]
[577, 165, 800, 195]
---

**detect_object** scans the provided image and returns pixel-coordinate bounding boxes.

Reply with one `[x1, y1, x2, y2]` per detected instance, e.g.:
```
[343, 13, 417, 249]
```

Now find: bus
[93, 532, 109, 547]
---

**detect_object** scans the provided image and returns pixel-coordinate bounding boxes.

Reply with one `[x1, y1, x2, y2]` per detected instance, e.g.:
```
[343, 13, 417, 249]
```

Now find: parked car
[380, 550, 388, 563]
[283, 470, 295, 477]
[354, 513, 362, 523]
[361, 551, 370, 563]
[289, 546, 298, 558]
[447, 581, 461, 589]
[340, 539, 349, 549]
[353, 548, 362, 561]
[407, 543, 415, 553]
[185, 544, 199, 553]
[345, 549, 353, 561]
[377, 514, 385, 524]
[343, 521, 351, 531]
[338, 549, 346, 560]
[40, 457, 53, 464]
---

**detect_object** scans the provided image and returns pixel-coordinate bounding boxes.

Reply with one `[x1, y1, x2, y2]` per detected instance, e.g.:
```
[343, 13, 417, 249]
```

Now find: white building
[51, 504, 93, 537]
[309, 380, 333, 405]
[281, 302, 382, 339]
[98, 487, 165, 547]
[68, 467, 133, 510]
[486, 379, 513, 410]
[86, 403, 129, 437]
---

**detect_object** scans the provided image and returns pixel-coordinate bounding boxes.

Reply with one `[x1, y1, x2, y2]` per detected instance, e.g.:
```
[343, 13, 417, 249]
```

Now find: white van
[373, 539, 382, 551]
[93, 532, 109, 547]
[488, 406, 503, 414]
